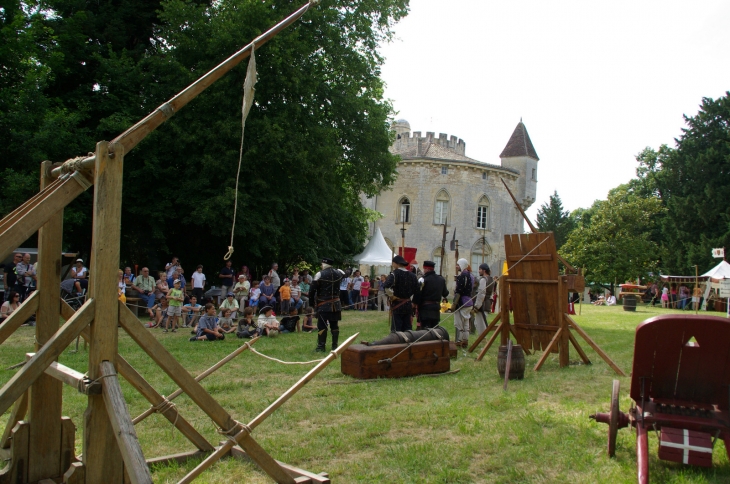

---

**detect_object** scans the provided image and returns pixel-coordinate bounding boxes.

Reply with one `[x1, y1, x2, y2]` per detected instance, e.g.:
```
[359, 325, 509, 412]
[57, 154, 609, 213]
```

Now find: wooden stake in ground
[503, 340, 513, 391]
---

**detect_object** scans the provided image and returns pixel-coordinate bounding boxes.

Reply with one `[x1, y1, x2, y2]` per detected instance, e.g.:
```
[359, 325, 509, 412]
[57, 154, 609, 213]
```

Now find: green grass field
[2, 304, 730, 483]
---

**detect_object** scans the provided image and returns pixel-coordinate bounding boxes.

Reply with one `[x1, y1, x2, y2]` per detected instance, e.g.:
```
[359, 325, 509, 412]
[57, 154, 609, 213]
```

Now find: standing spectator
[359, 276, 371, 310]
[155, 271, 169, 299]
[117, 270, 126, 302]
[350, 270, 364, 310]
[233, 274, 250, 308]
[15, 253, 35, 301]
[190, 303, 225, 341]
[165, 257, 183, 279]
[220, 292, 239, 319]
[237, 265, 252, 283]
[71, 259, 88, 280]
[131, 267, 157, 319]
[123, 267, 135, 285]
[670, 283, 678, 309]
[291, 267, 300, 282]
[298, 278, 310, 308]
[339, 271, 349, 309]
[692, 285, 703, 311]
[301, 269, 313, 284]
[377, 274, 388, 312]
[679, 284, 690, 309]
[279, 278, 292, 314]
[218, 260, 234, 304]
[167, 267, 186, 292]
[166, 279, 184, 332]
[4, 253, 22, 300]
[1, 291, 21, 323]
[249, 280, 261, 308]
[451, 258, 474, 347]
[661, 285, 669, 308]
[191, 265, 207, 302]
[268, 263, 281, 292]
[258, 276, 276, 311]
[290, 279, 304, 312]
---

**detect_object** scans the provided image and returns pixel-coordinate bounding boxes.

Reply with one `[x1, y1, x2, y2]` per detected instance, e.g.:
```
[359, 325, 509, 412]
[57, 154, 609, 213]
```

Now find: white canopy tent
[701, 260, 730, 283]
[353, 227, 393, 266]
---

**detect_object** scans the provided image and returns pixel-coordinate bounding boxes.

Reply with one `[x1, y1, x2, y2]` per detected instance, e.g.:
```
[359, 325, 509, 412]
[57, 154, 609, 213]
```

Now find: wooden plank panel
[84, 140, 124, 483]
[0, 391, 27, 449]
[506, 254, 553, 262]
[8, 421, 30, 484]
[60, 417, 77, 478]
[0, 291, 39, 346]
[504, 235, 530, 349]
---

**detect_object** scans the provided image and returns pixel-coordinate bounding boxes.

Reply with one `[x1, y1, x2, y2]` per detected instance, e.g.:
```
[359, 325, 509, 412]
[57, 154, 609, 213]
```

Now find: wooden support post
[60, 417, 77, 477]
[40, 359, 101, 394]
[133, 337, 260, 425]
[558, 276, 570, 368]
[567, 331, 591, 365]
[115, 356, 214, 452]
[0, 391, 27, 449]
[84, 140, 125, 483]
[467, 313, 500, 353]
[533, 327, 563, 372]
[476, 321, 504, 362]
[28, 160, 65, 481]
[0, 291, 39, 346]
[4, 422, 30, 484]
[499, 277, 510, 347]
[565, 314, 626, 376]
[0, 299, 94, 416]
[100, 361, 153, 484]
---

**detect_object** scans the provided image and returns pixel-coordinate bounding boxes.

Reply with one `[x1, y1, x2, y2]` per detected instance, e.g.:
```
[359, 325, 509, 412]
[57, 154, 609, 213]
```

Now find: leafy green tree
[535, 190, 575, 250]
[560, 184, 664, 291]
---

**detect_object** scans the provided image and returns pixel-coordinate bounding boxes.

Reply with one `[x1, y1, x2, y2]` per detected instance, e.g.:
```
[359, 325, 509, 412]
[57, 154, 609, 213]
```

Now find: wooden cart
[591, 314, 730, 483]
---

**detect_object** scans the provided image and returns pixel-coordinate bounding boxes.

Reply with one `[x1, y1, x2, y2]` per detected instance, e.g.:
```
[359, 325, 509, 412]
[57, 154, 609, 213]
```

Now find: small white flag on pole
[712, 248, 725, 259]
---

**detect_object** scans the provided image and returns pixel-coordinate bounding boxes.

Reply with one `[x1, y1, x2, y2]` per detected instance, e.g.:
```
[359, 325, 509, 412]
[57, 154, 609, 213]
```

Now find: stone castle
[362, 119, 539, 278]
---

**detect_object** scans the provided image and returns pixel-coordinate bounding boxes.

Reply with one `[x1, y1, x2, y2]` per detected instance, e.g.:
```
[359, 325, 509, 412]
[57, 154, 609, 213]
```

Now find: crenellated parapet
[393, 129, 466, 157]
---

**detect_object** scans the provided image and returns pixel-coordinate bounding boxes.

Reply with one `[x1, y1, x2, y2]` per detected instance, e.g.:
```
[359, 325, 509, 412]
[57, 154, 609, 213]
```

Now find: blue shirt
[196, 315, 218, 337]
[167, 274, 186, 291]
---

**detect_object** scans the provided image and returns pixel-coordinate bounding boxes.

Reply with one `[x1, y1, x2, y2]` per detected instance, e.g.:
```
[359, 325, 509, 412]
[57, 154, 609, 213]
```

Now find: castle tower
[500, 120, 539, 209]
[393, 119, 411, 138]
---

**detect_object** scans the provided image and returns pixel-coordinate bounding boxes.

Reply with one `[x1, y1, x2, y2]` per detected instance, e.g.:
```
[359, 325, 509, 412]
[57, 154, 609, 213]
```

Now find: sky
[378, 0, 730, 220]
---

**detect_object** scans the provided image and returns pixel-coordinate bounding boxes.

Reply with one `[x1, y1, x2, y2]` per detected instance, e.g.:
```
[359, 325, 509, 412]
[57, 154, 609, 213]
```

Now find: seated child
[248, 281, 261, 308]
[236, 307, 259, 338]
[190, 303, 225, 341]
[280, 308, 300, 333]
[219, 308, 236, 334]
[301, 307, 316, 333]
[148, 296, 169, 328]
[440, 298, 451, 313]
[257, 305, 279, 337]
[183, 296, 202, 328]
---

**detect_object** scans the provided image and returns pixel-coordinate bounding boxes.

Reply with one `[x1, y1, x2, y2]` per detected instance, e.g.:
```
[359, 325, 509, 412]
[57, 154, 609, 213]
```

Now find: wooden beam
[145, 450, 210, 467]
[513, 323, 561, 331]
[0, 172, 91, 263]
[0, 299, 94, 416]
[533, 327, 563, 372]
[63, 462, 85, 484]
[0, 176, 62, 234]
[84, 140, 125, 483]
[507, 279, 558, 284]
[28, 161, 65, 482]
[0, 391, 27, 449]
[39, 358, 100, 395]
[568, 330, 591, 365]
[133, 337, 260, 425]
[467, 313, 500, 353]
[506, 254, 553, 262]
[115, 355, 214, 452]
[100, 361, 153, 484]
[230, 446, 332, 483]
[565, 314, 626, 376]
[0, 290, 39, 346]
[476, 321, 504, 361]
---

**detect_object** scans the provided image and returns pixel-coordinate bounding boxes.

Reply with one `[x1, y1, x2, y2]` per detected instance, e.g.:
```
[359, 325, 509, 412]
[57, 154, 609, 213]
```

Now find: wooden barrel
[497, 345, 525, 380]
[623, 294, 637, 312]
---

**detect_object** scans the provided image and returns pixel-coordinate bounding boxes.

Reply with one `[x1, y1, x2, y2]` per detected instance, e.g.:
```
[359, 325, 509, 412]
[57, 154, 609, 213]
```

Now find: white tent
[702, 260, 730, 283]
[353, 227, 393, 266]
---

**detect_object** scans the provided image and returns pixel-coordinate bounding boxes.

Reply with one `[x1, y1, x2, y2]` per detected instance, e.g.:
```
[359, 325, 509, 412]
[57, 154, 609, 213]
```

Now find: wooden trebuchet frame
[0, 2, 355, 482]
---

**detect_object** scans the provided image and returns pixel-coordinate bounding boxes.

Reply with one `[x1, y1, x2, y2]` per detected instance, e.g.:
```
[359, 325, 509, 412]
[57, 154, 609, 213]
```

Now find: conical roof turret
[499, 120, 539, 160]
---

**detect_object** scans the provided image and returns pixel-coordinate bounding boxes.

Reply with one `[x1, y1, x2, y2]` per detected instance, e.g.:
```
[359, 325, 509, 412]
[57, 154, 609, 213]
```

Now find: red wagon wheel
[608, 379, 620, 457]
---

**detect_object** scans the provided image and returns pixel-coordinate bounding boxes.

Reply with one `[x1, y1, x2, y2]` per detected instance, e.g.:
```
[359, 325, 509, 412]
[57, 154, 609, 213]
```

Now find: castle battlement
[393, 128, 466, 157]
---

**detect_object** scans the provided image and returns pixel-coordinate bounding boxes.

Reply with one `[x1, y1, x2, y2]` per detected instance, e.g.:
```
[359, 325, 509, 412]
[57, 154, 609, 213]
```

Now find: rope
[225, 45, 258, 261]
[217, 421, 252, 445]
[247, 346, 325, 365]
[153, 396, 180, 436]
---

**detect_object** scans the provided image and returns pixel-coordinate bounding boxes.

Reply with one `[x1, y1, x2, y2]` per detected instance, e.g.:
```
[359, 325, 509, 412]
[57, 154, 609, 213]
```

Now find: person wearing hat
[71, 258, 88, 280]
[233, 274, 250, 308]
[220, 291, 240, 319]
[384, 255, 419, 332]
[452, 258, 474, 347]
[309, 257, 345, 351]
[413, 261, 449, 330]
[473, 263, 495, 337]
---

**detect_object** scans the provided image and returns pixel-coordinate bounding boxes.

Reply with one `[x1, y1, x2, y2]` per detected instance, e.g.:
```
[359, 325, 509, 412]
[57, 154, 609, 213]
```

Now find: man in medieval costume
[473, 263, 494, 336]
[309, 257, 344, 351]
[452, 258, 474, 347]
[384, 255, 418, 332]
[413, 260, 449, 330]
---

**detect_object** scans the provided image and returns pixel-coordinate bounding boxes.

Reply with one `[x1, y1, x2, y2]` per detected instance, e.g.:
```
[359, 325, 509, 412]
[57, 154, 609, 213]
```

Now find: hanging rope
[224, 45, 258, 260]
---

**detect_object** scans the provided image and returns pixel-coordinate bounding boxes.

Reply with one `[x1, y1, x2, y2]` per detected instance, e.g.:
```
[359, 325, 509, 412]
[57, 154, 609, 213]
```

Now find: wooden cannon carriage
[591, 314, 730, 483]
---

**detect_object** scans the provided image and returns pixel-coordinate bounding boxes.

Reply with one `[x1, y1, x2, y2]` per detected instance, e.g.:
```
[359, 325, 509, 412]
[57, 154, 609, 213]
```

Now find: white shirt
[191, 271, 206, 289]
[606, 295, 617, 306]
[352, 276, 364, 291]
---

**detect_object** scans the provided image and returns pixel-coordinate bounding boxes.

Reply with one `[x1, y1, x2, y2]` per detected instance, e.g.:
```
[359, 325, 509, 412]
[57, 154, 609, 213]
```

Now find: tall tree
[535, 190, 575, 250]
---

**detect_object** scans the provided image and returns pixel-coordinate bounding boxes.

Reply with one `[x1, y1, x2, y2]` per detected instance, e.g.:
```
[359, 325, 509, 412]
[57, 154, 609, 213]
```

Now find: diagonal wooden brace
[100, 361, 153, 484]
[0, 290, 39, 346]
[533, 327, 563, 372]
[565, 314, 626, 376]
[0, 299, 94, 416]
[468, 313, 500, 353]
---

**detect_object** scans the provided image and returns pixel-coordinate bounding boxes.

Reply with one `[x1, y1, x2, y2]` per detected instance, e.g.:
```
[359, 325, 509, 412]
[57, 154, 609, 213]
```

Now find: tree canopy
[0, 0, 408, 276]
[535, 190, 574, 250]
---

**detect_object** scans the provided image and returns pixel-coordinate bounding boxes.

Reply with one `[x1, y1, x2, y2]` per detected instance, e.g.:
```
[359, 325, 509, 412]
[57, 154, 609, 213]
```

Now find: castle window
[434, 190, 450, 225]
[476, 196, 490, 230]
[398, 197, 411, 223]
[471, 238, 492, 272]
[441, 166, 448, 175]
[532, 168, 537, 180]
[482, 172, 487, 180]
[431, 248, 444, 275]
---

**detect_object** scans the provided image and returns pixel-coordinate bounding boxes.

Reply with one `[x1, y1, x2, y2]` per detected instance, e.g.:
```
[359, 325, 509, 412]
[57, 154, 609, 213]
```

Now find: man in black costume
[309, 257, 345, 351]
[413, 260, 449, 330]
[384, 255, 418, 332]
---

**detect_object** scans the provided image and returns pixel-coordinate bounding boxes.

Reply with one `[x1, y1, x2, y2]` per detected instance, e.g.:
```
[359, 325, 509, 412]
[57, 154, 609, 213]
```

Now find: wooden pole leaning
[565, 314, 626, 376]
[178, 332, 361, 484]
[27, 160, 66, 481]
[468, 313, 500, 353]
[558, 276, 570, 368]
[133, 337, 260, 425]
[100, 361, 153, 484]
[83, 140, 126, 483]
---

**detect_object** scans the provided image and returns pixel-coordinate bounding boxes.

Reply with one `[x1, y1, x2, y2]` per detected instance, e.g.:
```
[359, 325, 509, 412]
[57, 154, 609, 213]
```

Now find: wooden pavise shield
[0, 1, 359, 483]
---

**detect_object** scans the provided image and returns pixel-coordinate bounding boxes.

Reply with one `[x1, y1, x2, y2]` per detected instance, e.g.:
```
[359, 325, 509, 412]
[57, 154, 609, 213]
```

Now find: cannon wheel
[608, 379, 620, 457]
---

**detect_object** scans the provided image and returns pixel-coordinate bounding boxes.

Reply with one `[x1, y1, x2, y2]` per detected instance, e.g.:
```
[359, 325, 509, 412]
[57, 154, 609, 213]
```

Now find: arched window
[433, 190, 450, 225]
[476, 195, 490, 230]
[431, 247, 445, 275]
[470, 238, 492, 272]
[398, 197, 411, 223]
